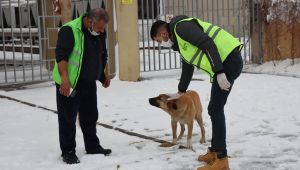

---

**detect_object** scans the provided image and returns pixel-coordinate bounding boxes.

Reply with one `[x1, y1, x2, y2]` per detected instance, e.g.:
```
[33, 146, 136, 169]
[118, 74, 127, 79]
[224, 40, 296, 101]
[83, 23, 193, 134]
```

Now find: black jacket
[169, 15, 224, 92]
[55, 19, 108, 84]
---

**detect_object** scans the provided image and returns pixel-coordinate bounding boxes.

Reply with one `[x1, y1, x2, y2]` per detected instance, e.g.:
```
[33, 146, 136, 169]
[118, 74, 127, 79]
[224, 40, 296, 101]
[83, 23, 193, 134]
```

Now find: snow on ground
[0, 70, 300, 170]
[244, 58, 300, 78]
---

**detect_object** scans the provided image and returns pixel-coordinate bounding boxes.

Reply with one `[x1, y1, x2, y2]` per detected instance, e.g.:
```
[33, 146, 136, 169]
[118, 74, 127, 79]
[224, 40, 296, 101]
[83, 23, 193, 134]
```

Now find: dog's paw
[172, 138, 178, 145]
[200, 138, 206, 144]
[187, 139, 193, 149]
[177, 136, 182, 141]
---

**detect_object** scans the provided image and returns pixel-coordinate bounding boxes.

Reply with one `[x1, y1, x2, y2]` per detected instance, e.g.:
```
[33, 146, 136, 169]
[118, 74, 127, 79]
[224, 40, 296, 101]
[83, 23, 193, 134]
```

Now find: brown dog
[149, 90, 206, 148]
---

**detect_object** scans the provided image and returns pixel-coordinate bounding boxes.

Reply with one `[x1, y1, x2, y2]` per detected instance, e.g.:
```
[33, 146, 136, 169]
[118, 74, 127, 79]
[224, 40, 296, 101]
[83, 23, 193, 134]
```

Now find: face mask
[89, 23, 100, 36]
[160, 38, 174, 48]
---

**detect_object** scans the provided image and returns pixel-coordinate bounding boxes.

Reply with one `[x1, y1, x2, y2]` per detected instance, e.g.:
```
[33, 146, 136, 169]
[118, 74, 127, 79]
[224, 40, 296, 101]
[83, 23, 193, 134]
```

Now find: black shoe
[86, 146, 112, 156]
[61, 150, 80, 164]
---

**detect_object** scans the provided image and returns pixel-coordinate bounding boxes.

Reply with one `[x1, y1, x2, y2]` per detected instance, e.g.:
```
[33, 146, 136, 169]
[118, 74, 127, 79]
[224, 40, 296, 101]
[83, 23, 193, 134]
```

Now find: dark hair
[150, 20, 167, 40]
[87, 8, 109, 23]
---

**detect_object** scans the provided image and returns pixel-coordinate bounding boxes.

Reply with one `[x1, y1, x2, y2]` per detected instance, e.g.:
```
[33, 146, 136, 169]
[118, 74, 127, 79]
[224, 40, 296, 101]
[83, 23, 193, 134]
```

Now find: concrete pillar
[115, 0, 140, 81]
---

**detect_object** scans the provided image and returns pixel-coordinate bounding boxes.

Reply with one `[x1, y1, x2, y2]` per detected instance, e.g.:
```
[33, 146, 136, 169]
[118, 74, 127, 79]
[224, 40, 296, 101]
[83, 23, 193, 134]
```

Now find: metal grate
[0, 0, 106, 86]
[138, 0, 260, 73]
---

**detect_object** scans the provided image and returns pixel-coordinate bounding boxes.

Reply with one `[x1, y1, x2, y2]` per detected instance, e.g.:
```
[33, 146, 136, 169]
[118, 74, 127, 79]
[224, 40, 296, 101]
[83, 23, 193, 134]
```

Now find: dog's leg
[196, 112, 206, 144]
[177, 123, 185, 141]
[187, 121, 194, 148]
[171, 120, 178, 144]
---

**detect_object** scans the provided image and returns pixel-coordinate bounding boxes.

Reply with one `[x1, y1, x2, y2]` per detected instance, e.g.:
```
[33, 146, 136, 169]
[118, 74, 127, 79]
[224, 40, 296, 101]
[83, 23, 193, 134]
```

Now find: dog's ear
[167, 101, 177, 110]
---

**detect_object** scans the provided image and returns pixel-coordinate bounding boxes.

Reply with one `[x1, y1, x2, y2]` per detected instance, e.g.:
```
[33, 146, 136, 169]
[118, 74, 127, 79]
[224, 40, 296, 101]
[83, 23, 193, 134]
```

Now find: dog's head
[149, 94, 178, 111]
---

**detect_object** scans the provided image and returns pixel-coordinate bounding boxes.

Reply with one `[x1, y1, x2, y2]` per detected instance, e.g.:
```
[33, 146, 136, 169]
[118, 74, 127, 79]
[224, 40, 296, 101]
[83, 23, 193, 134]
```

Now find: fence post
[106, 0, 116, 79]
[115, 0, 140, 81]
[249, 0, 263, 64]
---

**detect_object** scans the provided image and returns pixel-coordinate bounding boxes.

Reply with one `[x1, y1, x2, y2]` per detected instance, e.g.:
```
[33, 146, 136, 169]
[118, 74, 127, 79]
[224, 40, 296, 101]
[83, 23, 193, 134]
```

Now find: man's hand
[59, 75, 71, 97]
[102, 78, 110, 88]
[217, 73, 231, 91]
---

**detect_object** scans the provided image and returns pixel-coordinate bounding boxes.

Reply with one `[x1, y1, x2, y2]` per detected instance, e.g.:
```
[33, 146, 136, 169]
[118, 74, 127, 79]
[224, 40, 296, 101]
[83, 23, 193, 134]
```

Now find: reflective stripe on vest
[196, 27, 222, 68]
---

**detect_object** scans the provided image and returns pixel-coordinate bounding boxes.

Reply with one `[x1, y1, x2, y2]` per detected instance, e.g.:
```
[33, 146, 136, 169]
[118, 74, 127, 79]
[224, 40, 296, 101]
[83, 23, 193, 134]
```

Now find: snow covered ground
[0, 70, 300, 170]
[244, 59, 300, 78]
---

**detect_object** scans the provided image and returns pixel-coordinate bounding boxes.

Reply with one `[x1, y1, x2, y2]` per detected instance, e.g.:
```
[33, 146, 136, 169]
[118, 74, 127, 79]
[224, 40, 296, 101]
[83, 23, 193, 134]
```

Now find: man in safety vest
[150, 15, 243, 170]
[52, 8, 112, 164]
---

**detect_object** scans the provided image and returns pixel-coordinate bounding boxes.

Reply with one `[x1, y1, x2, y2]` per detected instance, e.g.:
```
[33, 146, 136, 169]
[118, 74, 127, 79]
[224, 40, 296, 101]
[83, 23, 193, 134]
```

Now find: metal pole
[251, 0, 254, 63]
[237, 0, 241, 41]
[187, 0, 189, 16]
[41, 0, 47, 80]
[167, 0, 171, 69]
[192, 0, 194, 17]
[146, 0, 151, 71]
[162, 0, 166, 70]
[9, 0, 17, 82]
[173, 0, 176, 69]
[1, 1, 8, 83]
[216, 0, 219, 25]
[222, 0, 225, 16]
[157, 0, 161, 70]
[141, 0, 146, 72]
[196, 0, 199, 18]
[232, 0, 235, 15]
[206, 0, 209, 21]
[258, 2, 263, 64]
[151, 0, 156, 71]
[28, 0, 34, 81]
[164, 52, 166, 70]
[202, 0, 204, 19]
[212, 0, 214, 24]
[228, 0, 230, 30]
[243, 0, 247, 63]
[178, 0, 180, 17]
[18, 0, 26, 82]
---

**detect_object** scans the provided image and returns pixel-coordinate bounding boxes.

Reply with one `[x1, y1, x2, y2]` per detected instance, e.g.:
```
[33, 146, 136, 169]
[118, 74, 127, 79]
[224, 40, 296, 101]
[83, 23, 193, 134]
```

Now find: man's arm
[176, 20, 224, 74]
[99, 31, 110, 88]
[99, 31, 108, 83]
[55, 26, 74, 96]
[178, 59, 194, 93]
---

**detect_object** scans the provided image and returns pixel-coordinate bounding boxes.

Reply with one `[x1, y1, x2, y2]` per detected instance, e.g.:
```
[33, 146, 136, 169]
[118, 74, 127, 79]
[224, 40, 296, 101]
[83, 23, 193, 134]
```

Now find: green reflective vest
[52, 16, 85, 88]
[174, 18, 243, 78]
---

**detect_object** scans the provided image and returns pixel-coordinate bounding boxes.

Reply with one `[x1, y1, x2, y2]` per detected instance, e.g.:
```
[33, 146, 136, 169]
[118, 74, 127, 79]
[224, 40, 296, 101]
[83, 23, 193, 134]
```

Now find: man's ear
[167, 101, 177, 110]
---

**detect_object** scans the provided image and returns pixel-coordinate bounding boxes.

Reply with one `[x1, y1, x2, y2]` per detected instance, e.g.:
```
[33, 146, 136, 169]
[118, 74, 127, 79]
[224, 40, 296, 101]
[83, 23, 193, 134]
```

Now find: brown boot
[198, 149, 217, 165]
[197, 156, 229, 170]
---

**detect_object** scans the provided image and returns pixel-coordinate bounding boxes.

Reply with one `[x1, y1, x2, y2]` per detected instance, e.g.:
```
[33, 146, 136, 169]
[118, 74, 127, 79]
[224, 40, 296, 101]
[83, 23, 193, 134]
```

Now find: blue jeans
[208, 51, 243, 158]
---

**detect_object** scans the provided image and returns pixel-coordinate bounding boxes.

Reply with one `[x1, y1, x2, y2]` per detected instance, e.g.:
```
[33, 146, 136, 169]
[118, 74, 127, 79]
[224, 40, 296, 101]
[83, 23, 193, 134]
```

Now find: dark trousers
[56, 80, 100, 154]
[208, 51, 243, 158]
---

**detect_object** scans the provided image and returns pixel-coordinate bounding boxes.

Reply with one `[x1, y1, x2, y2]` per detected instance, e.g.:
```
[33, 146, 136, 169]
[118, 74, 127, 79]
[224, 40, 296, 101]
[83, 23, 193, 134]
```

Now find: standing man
[52, 8, 112, 164]
[150, 15, 243, 170]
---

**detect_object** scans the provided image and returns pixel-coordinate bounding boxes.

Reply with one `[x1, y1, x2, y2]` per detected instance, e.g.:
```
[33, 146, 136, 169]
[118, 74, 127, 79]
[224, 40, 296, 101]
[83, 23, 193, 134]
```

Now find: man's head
[150, 20, 173, 47]
[84, 8, 109, 36]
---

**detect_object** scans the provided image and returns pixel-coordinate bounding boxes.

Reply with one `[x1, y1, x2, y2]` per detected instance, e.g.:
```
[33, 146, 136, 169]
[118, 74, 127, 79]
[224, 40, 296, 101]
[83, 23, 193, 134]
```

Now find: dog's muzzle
[149, 98, 159, 107]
